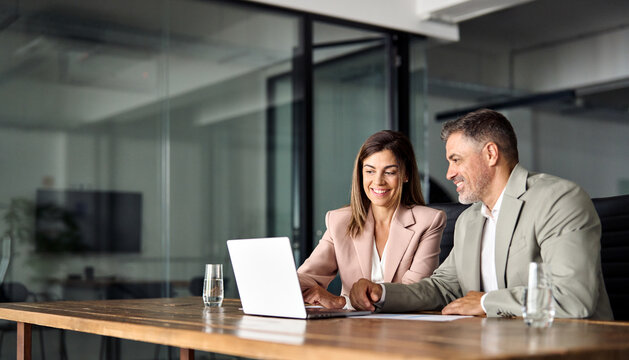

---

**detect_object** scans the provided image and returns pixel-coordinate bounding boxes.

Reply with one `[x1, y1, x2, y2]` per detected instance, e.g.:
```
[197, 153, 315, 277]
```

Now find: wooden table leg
[17, 322, 32, 360]
[180, 348, 194, 360]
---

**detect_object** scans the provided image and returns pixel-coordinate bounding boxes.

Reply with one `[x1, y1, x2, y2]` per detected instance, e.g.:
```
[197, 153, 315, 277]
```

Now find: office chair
[427, 202, 470, 264]
[592, 194, 629, 321]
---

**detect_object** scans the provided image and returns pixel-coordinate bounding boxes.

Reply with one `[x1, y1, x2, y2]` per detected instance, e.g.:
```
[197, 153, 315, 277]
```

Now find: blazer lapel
[383, 206, 415, 282]
[461, 209, 485, 291]
[495, 197, 523, 288]
[353, 208, 375, 280]
[495, 164, 528, 289]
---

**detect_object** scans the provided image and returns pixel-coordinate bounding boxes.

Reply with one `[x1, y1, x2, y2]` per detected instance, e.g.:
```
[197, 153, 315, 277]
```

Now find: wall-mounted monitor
[35, 189, 142, 253]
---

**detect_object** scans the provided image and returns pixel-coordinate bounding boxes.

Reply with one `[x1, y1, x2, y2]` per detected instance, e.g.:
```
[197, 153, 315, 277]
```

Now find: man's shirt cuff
[342, 294, 353, 310]
[480, 293, 488, 314]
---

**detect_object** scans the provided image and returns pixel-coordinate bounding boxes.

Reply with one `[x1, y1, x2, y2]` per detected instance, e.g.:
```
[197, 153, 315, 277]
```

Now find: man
[350, 109, 613, 320]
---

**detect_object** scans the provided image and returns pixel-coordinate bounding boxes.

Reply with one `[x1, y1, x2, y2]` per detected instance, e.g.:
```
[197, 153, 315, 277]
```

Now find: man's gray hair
[440, 108, 519, 164]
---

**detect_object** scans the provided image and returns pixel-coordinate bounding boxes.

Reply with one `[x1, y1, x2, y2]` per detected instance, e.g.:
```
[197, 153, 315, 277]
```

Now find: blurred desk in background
[44, 277, 188, 300]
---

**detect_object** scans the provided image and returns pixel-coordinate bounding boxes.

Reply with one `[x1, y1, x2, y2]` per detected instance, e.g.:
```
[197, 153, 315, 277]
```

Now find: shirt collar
[481, 188, 506, 220]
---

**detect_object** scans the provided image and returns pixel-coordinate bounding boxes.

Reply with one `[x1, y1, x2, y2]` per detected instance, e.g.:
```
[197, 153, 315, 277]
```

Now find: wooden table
[0, 297, 628, 360]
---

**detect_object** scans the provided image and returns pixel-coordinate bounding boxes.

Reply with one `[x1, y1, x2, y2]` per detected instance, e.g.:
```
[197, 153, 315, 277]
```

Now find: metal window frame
[223, 0, 421, 263]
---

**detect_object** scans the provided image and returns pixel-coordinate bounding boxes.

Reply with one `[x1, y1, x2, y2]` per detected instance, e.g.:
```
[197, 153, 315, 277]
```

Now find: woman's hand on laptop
[303, 285, 346, 309]
[349, 279, 382, 311]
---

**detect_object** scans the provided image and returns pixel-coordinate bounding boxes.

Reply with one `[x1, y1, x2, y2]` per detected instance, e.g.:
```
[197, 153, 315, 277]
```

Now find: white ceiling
[427, 0, 629, 115]
[454, 0, 629, 51]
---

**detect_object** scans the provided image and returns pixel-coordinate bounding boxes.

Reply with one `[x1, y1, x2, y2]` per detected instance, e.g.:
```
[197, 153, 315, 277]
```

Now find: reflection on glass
[312, 20, 390, 244]
[0, 0, 298, 356]
[0, 0, 168, 303]
[35, 189, 142, 253]
[409, 36, 451, 204]
[166, 2, 298, 299]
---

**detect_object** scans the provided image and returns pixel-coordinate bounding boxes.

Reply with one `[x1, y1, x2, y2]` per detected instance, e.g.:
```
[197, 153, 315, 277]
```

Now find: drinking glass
[203, 264, 224, 307]
[522, 262, 555, 328]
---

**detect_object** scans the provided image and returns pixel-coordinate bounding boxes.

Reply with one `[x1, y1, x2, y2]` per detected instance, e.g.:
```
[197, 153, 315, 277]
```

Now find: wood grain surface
[1, 297, 628, 359]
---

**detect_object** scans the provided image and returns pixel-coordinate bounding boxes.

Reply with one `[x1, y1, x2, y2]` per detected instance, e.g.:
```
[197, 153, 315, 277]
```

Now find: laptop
[227, 237, 371, 319]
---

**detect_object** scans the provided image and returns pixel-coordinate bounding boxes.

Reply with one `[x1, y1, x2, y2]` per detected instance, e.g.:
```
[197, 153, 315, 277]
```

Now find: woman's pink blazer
[297, 205, 446, 297]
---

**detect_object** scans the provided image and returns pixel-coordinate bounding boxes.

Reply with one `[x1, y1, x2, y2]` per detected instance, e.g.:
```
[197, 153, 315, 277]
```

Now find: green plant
[3, 198, 34, 246]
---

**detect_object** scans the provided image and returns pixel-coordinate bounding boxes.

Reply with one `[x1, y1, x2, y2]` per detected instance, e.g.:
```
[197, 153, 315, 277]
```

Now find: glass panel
[165, 2, 298, 299]
[0, 0, 298, 357]
[311, 21, 391, 293]
[409, 36, 451, 203]
[0, 1, 171, 356]
[489, 105, 629, 198]
[424, 71, 629, 200]
[0, 0, 169, 301]
[312, 21, 390, 234]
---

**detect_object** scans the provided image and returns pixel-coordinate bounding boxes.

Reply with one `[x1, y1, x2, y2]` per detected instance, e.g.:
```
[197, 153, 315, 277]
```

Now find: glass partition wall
[310, 21, 394, 295]
[312, 21, 391, 255]
[0, 0, 428, 358]
[0, 0, 171, 299]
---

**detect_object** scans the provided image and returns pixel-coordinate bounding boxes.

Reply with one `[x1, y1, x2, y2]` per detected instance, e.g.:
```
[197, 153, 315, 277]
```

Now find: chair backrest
[592, 194, 629, 321]
[428, 202, 470, 264]
[0, 282, 28, 302]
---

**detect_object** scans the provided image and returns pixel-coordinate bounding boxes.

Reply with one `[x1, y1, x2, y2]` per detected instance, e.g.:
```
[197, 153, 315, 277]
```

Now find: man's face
[445, 132, 491, 205]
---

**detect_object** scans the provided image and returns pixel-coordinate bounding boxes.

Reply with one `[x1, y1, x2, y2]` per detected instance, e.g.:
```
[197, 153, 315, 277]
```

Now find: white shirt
[370, 239, 388, 284]
[480, 189, 506, 312]
[344, 239, 388, 310]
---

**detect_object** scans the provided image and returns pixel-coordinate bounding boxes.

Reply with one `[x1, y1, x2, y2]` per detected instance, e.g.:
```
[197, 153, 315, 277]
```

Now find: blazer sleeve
[296, 211, 339, 291]
[381, 249, 463, 312]
[381, 211, 462, 313]
[401, 209, 446, 284]
[483, 184, 603, 318]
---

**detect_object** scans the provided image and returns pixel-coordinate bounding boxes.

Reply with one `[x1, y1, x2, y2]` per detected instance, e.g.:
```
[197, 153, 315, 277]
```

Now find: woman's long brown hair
[347, 130, 425, 237]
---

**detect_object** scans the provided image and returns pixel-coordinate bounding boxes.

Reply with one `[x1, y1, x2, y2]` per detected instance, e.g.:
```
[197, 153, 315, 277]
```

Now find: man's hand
[302, 285, 346, 309]
[349, 279, 382, 311]
[441, 291, 486, 316]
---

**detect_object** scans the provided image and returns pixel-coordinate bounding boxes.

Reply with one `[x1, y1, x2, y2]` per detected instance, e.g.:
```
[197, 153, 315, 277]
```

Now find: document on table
[355, 313, 472, 322]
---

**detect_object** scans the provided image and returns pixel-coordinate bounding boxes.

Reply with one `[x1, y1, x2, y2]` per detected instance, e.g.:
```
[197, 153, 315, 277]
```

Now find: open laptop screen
[227, 237, 308, 318]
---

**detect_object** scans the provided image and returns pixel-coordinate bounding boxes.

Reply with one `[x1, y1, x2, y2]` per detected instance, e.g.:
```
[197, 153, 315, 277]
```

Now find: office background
[0, 0, 628, 358]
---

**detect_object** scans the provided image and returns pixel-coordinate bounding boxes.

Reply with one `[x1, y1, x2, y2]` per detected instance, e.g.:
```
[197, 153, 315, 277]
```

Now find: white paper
[355, 313, 472, 321]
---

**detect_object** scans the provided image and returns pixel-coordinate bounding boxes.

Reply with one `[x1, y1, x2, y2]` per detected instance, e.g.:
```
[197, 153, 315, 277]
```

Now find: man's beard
[457, 166, 491, 205]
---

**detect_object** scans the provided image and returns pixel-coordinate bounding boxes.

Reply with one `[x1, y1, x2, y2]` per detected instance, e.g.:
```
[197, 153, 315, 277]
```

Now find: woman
[297, 130, 446, 309]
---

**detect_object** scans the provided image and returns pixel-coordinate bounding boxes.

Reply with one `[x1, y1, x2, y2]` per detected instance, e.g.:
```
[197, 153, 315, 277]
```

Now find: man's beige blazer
[382, 164, 613, 320]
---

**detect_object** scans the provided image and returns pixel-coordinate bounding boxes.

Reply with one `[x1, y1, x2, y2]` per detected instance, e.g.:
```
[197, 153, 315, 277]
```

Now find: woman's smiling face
[362, 149, 403, 210]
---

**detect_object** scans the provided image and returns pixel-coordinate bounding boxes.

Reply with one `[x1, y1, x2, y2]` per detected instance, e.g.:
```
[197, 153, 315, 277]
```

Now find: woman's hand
[302, 285, 346, 309]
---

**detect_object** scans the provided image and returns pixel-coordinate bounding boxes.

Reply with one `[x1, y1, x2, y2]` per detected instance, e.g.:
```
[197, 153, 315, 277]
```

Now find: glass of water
[203, 264, 224, 307]
[522, 262, 555, 328]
